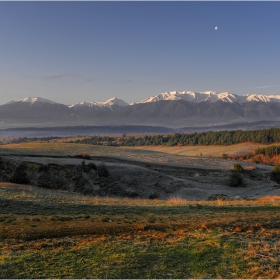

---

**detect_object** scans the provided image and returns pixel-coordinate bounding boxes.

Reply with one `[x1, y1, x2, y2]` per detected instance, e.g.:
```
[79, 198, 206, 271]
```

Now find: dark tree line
[69, 128, 280, 147]
[2, 136, 59, 144]
[254, 145, 280, 157]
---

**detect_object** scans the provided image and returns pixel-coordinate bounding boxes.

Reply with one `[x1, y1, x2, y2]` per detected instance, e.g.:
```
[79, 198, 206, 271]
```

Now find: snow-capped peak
[7, 97, 57, 105]
[102, 97, 129, 107]
[6, 92, 280, 109]
[69, 97, 129, 109]
[138, 91, 280, 104]
[139, 91, 239, 104]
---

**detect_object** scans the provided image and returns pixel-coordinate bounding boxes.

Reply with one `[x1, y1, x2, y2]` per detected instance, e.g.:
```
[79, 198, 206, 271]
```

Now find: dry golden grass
[2, 182, 280, 208]
[3, 138, 280, 163]
[130, 142, 272, 157]
[0, 140, 272, 158]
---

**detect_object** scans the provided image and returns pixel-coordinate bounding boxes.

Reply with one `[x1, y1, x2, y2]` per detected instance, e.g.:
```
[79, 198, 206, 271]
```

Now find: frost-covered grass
[0, 183, 280, 278]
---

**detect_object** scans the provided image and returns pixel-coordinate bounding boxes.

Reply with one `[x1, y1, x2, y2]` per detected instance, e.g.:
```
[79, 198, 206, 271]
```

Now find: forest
[69, 128, 280, 147]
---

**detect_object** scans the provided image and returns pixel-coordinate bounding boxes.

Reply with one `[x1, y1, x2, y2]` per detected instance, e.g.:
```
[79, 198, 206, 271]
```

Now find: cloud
[120, 79, 136, 83]
[84, 78, 94, 82]
[249, 85, 280, 89]
[41, 74, 78, 80]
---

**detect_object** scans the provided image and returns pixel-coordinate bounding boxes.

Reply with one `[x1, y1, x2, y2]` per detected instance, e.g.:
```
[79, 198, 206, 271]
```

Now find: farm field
[0, 183, 280, 278]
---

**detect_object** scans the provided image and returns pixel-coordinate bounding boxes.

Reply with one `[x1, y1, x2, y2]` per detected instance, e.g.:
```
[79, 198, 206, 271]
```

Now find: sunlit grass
[0, 231, 247, 279]
[0, 182, 280, 278]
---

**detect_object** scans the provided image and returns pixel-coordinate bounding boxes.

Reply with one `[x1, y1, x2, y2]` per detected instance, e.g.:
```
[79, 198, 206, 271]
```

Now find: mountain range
[2, 91, 280, 129]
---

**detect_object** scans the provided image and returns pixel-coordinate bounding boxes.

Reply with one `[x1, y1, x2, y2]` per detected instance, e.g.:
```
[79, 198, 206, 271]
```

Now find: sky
[1, 1, 280, 105]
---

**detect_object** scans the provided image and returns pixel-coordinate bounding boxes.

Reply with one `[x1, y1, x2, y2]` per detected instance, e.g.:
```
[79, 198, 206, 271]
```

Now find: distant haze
[0, 2, 280, 105]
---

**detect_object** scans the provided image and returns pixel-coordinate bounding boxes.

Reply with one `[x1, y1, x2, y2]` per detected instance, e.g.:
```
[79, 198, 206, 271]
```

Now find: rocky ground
[0, 153, 278, 200]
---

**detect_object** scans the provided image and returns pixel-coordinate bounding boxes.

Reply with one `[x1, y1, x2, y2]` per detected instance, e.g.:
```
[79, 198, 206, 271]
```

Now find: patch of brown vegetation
[247, 154, 280, 165]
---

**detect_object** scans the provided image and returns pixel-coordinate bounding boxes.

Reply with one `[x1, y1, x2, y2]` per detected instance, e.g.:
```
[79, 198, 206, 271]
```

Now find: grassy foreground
[0, 183, 280, 278]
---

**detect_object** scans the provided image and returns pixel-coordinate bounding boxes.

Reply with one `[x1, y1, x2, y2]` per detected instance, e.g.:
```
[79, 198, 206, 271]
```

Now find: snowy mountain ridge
[68, 97, 129, 109]
[3, 91, 280, 128]
[5, 91, 280, 107]
[7, 97, 57, 105]
[139, 91, 280, 104]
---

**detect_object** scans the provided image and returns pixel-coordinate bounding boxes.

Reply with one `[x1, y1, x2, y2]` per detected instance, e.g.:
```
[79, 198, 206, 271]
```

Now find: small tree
[233, 163, 243, 172]
[228, 171, 245, 187]
[270, 165, 280, 183]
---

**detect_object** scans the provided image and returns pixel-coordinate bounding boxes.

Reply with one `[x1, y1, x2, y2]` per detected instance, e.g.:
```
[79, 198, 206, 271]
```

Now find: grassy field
[0, 141, 269, 170]
[0, 141, 279, 278]
[0, 140, 263, 158]
[130, 142, 272, 157]
[0, 182, 280, 278]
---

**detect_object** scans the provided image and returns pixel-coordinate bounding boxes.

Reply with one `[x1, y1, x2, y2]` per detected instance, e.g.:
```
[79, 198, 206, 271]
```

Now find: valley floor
[0, 141, 280, 278]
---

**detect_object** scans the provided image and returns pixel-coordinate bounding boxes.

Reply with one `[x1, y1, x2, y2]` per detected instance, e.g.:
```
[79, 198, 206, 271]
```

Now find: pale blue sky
[0, 1, 280, 105]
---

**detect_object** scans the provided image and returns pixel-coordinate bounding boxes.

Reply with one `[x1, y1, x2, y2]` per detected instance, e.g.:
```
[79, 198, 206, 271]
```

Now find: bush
[233, 163, 243, 172]
[11, 163, 29, 184]
[148, 193, 159, 199]
[272, 165, 280, 173]
[126, 191, 139, 198]
[97, 163, 109, 177]
[80, 161, 97, 173]
[87, 163, 97, 170]
[38, 171, 68, 190]
[270, 165, 280, 183]
[228, 171, 245, 187]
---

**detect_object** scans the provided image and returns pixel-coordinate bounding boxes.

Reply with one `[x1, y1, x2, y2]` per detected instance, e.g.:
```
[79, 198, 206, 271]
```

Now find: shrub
[126, 191, 139, 198]
[81, 160, 87, 172]
[228, 171, 245, 187]
[148, 193, 159, 199]
[80, 161, 97, 173]
[87, 163, 97, 170]
[207, 194, 230, 201]
[97, 163, 109, 177]
[270, 165, 280, 183]
[272, 165, 280, 173]
[11, 163, 29, 184]
[38, 172, 67, 190]
[233, 163, 243, 172]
